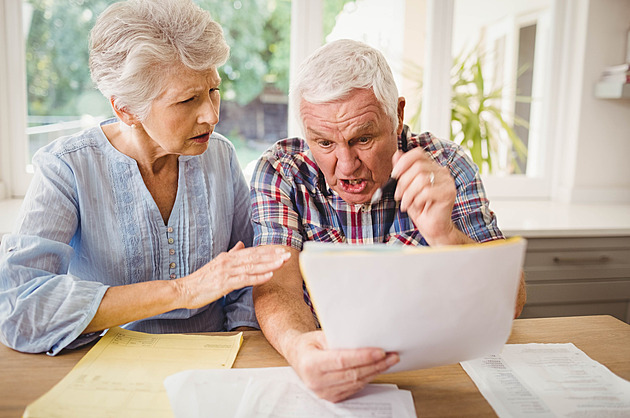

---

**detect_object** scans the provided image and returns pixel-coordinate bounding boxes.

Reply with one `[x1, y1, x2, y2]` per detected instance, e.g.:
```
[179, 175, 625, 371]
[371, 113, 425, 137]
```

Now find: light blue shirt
[0, 119, 258, 355]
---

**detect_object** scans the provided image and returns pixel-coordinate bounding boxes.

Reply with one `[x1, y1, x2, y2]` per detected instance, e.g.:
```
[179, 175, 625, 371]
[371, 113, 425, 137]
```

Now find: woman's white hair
[89, 0, 229, 120]
[289, 39, 399, 135]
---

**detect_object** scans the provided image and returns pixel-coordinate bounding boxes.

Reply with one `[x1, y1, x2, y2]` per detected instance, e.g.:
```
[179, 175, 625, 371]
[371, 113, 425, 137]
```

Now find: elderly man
[250, 39, 526, 402]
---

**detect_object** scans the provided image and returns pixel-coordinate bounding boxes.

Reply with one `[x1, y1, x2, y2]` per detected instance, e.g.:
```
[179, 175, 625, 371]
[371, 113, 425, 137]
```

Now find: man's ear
[396, 97, 406, 136]
[110, 97, 139, 127]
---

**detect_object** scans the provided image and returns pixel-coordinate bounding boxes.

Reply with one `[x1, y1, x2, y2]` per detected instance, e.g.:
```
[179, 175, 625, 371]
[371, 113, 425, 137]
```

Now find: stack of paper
[24, 327, 243, 418]
[299, 237, 527, 372]
[164, 367, 417, 418]
[462, 343, 630, 417]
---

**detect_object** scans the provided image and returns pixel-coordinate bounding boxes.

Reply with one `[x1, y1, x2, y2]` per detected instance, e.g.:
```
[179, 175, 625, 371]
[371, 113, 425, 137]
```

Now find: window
[453, 1, 552, 179]
[0, 0, 587, 202]
[439, 0, 557, 199]
[1, 0, 360, 199]
[18, 0, 292, 175]
[324, 0, 425, 129]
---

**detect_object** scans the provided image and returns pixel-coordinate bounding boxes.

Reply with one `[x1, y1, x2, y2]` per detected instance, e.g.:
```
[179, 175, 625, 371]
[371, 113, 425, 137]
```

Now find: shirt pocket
[385, 229, 426, 246]
[302, 221, 345, 243]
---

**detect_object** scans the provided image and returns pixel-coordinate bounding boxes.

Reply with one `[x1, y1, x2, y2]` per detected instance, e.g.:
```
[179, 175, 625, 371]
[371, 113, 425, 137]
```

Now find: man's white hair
[89, 0, 229, 120]
[289, 39, 399, 135]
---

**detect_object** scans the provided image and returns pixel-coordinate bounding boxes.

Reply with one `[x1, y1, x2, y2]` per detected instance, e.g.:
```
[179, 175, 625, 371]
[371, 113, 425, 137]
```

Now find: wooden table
[1, 315, 629, 417]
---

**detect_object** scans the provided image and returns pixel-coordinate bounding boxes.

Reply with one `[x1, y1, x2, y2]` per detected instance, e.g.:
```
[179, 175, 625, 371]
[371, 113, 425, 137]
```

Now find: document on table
[299, 237, 526, 373]
[164, 366, 417, 418]
[24, 327, 243, 418]
[461, 343, 630, 417]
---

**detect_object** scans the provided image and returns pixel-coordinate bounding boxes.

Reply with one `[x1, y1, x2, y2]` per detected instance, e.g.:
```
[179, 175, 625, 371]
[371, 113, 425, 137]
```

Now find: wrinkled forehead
[301, 90, 390, 132]
[157, 66, 221, 101]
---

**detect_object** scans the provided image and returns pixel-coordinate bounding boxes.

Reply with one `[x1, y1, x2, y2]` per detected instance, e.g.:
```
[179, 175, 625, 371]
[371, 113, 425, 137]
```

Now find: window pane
[452, 0, 552, 176]
[24, 0, 115, 164]
[325, 0, 426, 127]
[23, 0, 293, 170]
[198, 0, 291, 169]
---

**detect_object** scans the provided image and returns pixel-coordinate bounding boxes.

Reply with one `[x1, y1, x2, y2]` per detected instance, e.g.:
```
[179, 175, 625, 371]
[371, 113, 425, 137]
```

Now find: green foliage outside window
[25, 0, 354, 119]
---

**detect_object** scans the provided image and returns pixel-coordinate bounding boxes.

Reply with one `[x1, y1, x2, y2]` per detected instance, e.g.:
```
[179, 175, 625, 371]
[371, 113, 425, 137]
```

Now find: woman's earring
[130, 124, 136, 129]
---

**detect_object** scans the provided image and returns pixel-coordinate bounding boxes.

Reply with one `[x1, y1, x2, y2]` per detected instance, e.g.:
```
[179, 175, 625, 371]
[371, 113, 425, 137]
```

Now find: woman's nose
[198, 96, 220, 126]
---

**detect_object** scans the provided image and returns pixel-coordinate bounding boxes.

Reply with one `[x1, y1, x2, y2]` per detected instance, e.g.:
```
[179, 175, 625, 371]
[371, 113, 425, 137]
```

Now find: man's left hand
[392, 148, 459, 245]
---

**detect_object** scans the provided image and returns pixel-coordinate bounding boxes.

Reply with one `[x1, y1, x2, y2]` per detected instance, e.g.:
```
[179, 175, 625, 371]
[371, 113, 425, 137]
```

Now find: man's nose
[198, 95, 220, 126]
[336, 146, 361, 175]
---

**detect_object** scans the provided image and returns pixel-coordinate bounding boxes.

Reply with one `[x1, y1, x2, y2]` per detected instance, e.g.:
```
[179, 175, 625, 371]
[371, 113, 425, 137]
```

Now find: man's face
[301, 89, 404, 205]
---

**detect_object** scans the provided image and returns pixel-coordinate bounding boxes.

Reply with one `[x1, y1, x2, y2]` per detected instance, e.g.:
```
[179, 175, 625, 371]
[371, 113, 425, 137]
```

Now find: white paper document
[299, 238, 526, 373]
[164, 367, 416, 418]
[461, 343, 630, 417]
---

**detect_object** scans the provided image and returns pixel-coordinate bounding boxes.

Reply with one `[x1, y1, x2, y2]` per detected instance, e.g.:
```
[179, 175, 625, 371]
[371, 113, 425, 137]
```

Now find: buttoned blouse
[0, 119, 257, 355]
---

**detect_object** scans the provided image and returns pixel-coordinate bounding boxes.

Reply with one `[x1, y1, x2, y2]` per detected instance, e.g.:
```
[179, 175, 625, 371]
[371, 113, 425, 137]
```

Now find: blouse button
[170, 273, 176, 279]
[170, 262, 176, 269]
[169, 249, 175, 255]
[167, 227, 173, 233]
[168, 238, 174, 244]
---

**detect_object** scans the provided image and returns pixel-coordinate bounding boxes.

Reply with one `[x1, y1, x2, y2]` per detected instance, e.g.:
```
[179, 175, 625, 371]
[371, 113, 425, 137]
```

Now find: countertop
[491, 200, 630, 238]
[1, 198, 630, 240]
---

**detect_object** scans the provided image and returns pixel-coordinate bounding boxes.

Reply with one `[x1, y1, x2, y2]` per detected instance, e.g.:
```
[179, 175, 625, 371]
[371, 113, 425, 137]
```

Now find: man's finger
[318, 348, 386, 373]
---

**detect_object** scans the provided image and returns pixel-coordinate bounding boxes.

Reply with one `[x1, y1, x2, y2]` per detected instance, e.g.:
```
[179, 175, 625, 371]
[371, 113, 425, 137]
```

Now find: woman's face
[139, 66, 222, 156]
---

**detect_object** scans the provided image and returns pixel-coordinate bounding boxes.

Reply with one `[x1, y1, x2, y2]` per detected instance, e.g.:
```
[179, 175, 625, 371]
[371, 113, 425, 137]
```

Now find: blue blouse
[0, 119, 257, 355]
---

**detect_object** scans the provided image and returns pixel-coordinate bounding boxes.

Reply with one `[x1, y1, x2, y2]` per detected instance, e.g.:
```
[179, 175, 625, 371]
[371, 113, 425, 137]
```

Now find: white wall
[555, 0, 630, 203]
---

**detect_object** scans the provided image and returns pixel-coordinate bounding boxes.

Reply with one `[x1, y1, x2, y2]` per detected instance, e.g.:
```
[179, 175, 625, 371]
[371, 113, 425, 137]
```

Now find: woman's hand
[174, 242, 291, 310]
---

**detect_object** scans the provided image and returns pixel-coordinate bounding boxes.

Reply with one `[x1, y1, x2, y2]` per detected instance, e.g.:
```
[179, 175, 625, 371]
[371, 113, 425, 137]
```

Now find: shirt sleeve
[250, 147, 305, 250]
[447, 147, 505, 243]
[0, 150, 108, 355]
[223, 148, 259, 330]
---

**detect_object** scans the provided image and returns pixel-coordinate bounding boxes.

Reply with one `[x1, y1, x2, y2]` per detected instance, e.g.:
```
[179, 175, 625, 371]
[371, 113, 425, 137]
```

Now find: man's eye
[179, 97, 195, 104]
[210, 88, 220, 94]
[318, 140, 332, 148]
[357, 137, 372, 144]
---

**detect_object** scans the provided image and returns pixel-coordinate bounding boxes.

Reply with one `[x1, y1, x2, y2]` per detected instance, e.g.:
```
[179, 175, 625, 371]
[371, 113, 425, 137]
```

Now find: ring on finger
[429, 171, 435, 186]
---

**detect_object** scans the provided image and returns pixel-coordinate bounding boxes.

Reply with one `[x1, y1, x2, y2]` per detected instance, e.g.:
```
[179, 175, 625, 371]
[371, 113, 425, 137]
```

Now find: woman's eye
[179, 97, 195, 104]
[210, 88, 220, 94]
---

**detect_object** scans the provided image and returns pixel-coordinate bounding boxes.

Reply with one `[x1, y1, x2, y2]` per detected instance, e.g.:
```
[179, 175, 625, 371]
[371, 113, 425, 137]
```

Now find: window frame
[1, 0, 30, 199]
[434, 0, 565, 200]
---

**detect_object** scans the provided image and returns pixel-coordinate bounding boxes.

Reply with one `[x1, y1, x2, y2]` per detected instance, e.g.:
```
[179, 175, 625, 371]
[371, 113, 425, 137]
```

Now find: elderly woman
[0, 0, 289, 355]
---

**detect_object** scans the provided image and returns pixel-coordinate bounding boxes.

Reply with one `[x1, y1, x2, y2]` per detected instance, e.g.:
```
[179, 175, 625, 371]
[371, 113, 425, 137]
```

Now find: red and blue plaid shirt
[250, 129, 503, 249]
[250, 129, 504, 315]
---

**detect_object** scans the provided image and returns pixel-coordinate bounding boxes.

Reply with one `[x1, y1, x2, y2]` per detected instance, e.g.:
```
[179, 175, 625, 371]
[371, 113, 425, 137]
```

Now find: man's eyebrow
[306, 127, 327, 138]
[306, 122, 375, 139]
[354, 122, 375, 134]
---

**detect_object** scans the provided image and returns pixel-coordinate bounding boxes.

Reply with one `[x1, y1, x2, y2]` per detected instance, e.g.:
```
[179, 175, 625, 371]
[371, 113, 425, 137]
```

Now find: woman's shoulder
[36, 125, 105, 159]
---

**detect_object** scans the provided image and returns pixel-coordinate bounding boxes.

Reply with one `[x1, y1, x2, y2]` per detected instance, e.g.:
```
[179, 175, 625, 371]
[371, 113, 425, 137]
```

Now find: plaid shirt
[250, 129, 504, 313]
[251, 129, 503, 248]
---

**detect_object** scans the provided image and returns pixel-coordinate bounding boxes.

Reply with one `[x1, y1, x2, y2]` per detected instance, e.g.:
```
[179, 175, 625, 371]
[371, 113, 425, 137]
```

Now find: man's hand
[286, 330, 399, 403]
[514, 272, 527, 318]
[392, 148, 468, 246]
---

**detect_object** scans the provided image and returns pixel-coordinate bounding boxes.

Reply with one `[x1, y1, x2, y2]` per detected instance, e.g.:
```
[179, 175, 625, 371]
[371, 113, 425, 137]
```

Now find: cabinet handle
[552, 255, 611, 265]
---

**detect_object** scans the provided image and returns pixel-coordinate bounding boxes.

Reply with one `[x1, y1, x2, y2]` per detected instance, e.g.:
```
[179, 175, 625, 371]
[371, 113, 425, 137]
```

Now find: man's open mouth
[339, 179, 367, 193]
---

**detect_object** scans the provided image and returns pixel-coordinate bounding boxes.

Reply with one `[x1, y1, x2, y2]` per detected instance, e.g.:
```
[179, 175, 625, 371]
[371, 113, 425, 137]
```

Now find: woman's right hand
[174, 242, 291, 310]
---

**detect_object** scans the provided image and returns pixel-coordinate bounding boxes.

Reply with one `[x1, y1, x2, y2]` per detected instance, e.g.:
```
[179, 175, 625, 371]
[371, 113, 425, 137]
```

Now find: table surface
[1, 315, 629, 417]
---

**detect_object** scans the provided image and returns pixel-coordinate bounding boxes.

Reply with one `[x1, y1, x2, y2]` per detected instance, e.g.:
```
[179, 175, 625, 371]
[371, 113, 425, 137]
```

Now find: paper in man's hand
[299, 237, 527, 373]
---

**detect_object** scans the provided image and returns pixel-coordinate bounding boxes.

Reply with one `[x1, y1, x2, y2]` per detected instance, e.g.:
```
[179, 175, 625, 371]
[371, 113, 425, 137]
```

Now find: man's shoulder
[263, 137, 309, 158]
[257, 137, 318, 174]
